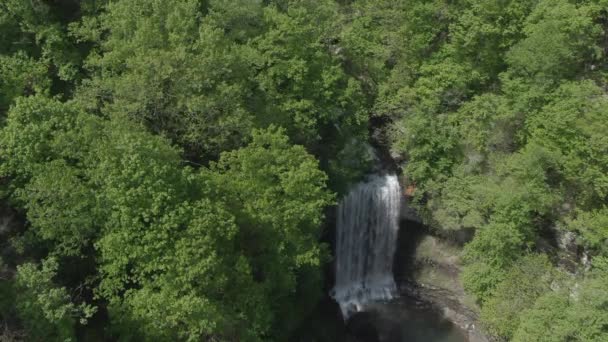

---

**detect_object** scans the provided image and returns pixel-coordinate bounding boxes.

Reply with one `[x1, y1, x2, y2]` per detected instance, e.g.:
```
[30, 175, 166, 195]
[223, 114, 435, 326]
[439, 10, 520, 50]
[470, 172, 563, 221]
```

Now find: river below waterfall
[346, 296, 467, 342]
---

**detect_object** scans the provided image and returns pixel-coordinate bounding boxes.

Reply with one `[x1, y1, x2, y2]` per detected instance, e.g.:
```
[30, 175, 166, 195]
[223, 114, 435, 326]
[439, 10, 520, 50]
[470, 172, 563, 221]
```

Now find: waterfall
[331, 174, 401, 318]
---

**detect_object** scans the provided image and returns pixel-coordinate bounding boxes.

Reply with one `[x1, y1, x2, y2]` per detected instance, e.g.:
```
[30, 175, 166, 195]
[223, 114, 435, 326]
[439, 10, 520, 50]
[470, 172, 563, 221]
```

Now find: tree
[0, 96, 103, 255]
[84, 123, 333, 340]
[0, 0, 91, 83]
[14, 258, 96, 342]
[512, 292, 573, 342]
[99, 199, 268, 341]
[567, 208, 608, 254]
[0, 96, 101, 191]
[480, 254, 554, 339]
[0, 53, 50, 115]
[251, 0, 368, 153]
[526, 81, 608, 208]
[74, 0, 256, 160]
[513, 257, 608, 342]
[209, 126, 335, 336]
[568, 257, 608, 342]
[20, 160, 99, 257]
[449, 0, 537, 80]
[505, 0, 603, 86]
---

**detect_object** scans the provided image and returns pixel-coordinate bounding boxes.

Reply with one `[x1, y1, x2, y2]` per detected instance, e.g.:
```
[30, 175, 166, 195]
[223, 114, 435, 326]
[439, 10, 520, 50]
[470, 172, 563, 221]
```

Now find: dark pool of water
[347, 298, 467, 342]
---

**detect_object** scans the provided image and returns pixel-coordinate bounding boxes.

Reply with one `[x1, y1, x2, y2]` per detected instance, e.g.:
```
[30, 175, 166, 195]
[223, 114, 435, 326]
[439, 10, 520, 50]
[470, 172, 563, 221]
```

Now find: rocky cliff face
[401, 232, 491, 342]
[392, 211, 492, 342]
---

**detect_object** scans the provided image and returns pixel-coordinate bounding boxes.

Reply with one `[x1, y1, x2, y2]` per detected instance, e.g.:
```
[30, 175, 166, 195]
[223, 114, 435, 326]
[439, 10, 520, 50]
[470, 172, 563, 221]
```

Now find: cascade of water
[331, 174, 401, 318]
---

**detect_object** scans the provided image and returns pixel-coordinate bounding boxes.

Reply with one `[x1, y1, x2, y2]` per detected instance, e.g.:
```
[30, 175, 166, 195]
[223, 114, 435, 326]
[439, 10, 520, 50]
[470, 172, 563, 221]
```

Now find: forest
[0, 0, 607, 341]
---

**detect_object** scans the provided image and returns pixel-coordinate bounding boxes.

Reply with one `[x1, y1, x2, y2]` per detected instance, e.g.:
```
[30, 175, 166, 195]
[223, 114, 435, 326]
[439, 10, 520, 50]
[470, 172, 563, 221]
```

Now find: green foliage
[91, 126, 334, 340]
[569, 257, 608, 341]
[21, 160, 99, 256]
[454, 93, 519, 157]
[2, 0, 608, 340]
[0, 91, 334, 339]
[339, 0, 408, 83]
[15, 258, 96, 342]
[428, 169, 487, 231]
[460, 145, 561, 301]
[361, 2, 608, 339]
[480, 254, 554, 339]
[567, 208, 608, 253]
[252, 2, 367, 145]
[463, 223, 524, 271]
[527, 81, 608, 206]
[0, 0, 89, 83]
[209, 126, 334, 336]
[0, 96, 103, 255]
[505, 0, 603, 85]
[388, 111, 461, 195]
[327, 138, 375, 194]
[74, 0, 256, 159]
[511, 291, 573, 342]
[0, 96, 99, 189]
[450, 0, 538, 78]
[211, 127, 334, 271]
[0, 53, 50, 114]
[513, 258, 608, 342]
[461, 260, 507, 305]
[100, 199, 267, 341]
[75, 0, 368, 163]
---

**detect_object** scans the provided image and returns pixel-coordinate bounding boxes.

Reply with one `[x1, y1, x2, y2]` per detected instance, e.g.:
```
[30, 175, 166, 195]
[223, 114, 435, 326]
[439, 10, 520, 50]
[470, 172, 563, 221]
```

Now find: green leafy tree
[462, 144, 559, 301]
[0, 0, 92, 82]
[450, 0, 538, 79]
[246, 0, 372, 188]
[505, 0, 603, 86]
[0, 96, 100, 190]
[526, 81, 608, 207]
[209, 126, 335, 336]
[569, 257, 608, 341]
[480, 254, 554, 339]
[0, 96, 103, 255]
[75, 0, 368, 166]
[567, 208, 608, 254]
[99, 199, 268, 341]
[19, 160, 99, 256]
[0, 53, 50, 115]
[90, 124, 333, 340]
[75, 0, 256, 159]
[16, 114, 270, 340]
[513, 257, 608, 342]
[15, 258, 96, 342]
[512, 291, 573, 342]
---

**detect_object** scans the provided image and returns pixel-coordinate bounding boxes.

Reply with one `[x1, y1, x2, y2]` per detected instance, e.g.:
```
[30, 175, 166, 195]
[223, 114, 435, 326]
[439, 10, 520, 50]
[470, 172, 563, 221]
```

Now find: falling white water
[331, 174, 401, 318]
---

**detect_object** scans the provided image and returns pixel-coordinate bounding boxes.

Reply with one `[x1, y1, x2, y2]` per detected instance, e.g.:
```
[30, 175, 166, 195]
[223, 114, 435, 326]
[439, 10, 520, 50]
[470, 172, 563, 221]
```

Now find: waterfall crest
[331, 174, 401, 318]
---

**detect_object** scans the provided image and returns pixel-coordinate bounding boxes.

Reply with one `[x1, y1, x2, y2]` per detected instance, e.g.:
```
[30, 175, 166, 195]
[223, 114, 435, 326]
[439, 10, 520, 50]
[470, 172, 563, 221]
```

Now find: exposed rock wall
[394, 216, 493, 342]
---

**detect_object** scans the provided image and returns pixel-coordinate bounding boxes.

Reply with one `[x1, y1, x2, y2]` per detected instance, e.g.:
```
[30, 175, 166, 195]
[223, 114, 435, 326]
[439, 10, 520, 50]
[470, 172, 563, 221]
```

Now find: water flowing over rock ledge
[332, 174, 401, 318]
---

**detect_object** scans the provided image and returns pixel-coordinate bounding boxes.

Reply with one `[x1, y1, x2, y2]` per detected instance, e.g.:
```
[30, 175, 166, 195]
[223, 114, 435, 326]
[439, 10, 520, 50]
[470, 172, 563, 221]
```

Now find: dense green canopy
[0, 0, 606, 341]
